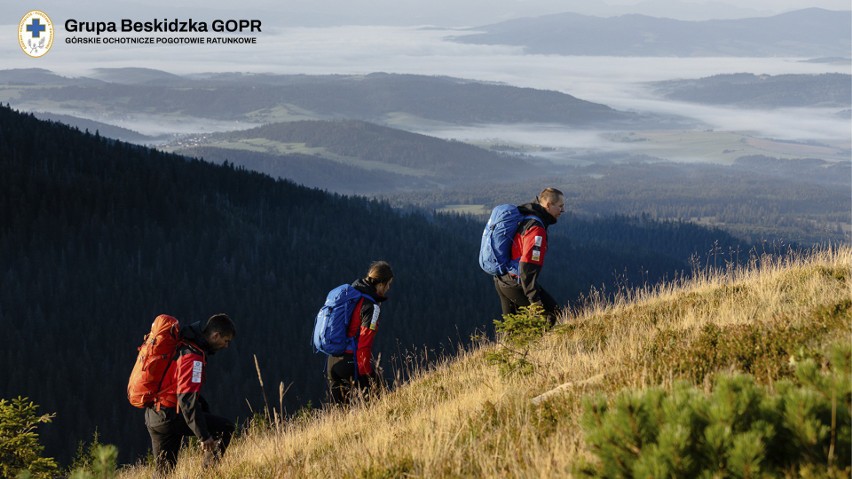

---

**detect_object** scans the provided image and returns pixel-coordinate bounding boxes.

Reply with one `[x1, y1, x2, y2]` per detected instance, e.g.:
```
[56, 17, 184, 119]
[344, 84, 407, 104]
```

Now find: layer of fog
[2, 25, 849, 151]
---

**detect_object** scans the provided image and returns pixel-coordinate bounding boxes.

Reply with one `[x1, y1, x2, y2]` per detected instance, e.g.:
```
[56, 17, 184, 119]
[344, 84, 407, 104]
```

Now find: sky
[5, 0, 851, 29]
[4, 0, 849, 76]
[5, 0, 849, 73]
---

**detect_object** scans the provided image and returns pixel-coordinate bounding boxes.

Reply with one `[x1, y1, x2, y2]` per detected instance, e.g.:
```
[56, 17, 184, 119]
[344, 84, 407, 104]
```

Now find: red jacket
[511, 203, 556, 304]
[344, 278, 386, 376]
[155, 332, 213, 440]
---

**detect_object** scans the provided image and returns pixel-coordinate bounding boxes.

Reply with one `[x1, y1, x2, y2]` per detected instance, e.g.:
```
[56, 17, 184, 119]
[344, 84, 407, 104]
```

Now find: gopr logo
[19, 11, 54, 58]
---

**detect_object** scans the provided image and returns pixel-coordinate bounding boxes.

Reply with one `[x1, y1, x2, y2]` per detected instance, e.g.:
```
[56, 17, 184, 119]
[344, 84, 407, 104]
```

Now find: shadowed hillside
[0, 105, 746, 467]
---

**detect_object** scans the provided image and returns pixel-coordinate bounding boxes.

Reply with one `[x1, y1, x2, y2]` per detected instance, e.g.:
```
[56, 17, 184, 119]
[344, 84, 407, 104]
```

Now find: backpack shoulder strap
[153, 340, 193, 411]
[181, 340, 206, 358]
[518, 214, 544, 234]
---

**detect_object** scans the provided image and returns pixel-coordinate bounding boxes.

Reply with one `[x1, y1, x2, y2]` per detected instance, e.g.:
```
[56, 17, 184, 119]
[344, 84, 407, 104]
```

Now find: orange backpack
[127, 314, 181, 408]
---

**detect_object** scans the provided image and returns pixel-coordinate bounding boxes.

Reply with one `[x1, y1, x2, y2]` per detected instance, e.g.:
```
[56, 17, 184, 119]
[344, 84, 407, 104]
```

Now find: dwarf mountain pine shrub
[68, 444, 119, 479]
[0, 397, 58, 479]
[577, 342, 851, 478]
[486, 304, 549, 377]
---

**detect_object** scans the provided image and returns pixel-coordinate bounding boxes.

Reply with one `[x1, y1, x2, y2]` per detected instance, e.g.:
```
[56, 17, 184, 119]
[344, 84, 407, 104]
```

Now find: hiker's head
[203, 313, 236, 351]
[537, 187, 565, 219]
[365, 260, 394, 297]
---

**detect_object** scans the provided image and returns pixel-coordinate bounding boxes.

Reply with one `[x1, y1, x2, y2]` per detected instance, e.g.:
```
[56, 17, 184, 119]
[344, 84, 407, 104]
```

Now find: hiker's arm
[177, 392, 210, 441]
[357, 302, 381, 377]
[175, 355, 211, 441]
[518, 225, 548, 305]
[518, 262, 543, 305]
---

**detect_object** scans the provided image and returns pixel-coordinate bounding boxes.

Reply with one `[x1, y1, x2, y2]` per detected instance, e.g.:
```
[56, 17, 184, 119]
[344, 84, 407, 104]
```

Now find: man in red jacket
[145, 313, 237, 476]
[493, 187, 565, 327]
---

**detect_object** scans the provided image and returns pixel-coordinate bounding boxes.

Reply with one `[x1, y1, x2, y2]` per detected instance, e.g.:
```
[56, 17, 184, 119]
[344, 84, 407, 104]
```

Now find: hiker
[492, 187, 564, 327]
[144, 313, 237, 476]
[326, 261, 393, 404]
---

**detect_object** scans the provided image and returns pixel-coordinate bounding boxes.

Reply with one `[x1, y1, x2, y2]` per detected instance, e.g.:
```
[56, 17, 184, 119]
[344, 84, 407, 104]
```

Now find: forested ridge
[652, 73, 851, 108]
[0, 105, 745, 465]
[173, 119, 544, 194]
[389, 157, 851, 245]
[454, 8, 850, 57]
[2, 70, 632, 125]
[216, 120, 535, 175]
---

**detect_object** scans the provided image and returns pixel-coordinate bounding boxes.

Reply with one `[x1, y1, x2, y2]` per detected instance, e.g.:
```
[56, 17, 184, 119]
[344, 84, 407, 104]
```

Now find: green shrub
[67, 444, 119, 479]
[0, 396, 57, 479]
[577, 343, 851, 478]
[486, 304, 549, 377]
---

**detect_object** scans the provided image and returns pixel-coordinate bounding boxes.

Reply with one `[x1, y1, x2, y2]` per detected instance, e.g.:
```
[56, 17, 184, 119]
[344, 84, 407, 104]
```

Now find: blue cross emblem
[27, 19, 46, 38]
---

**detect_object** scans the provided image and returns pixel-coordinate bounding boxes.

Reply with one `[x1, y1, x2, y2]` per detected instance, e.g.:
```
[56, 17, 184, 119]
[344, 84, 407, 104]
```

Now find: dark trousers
[145, 407, 234, 476]
[493, 274, 559, 326]
[326, 354, 357, 405]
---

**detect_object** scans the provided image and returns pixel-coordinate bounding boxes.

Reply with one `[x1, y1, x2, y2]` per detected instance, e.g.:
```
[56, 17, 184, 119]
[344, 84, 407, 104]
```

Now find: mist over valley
[1, 8, 848, 243]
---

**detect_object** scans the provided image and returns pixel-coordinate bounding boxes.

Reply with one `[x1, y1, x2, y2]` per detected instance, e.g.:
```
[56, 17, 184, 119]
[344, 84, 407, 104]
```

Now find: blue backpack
[312, 284, 375, 356]
[479, 204, 542, 276]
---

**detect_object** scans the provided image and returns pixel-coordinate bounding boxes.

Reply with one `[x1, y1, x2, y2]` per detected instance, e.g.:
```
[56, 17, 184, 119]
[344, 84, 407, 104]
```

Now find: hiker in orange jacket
[144, 313, 236, 476]
[493, 188, 565, 327]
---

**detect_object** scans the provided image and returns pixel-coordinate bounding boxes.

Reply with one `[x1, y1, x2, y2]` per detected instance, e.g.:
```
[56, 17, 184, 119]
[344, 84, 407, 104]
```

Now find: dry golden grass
[119, 246, 851, 478]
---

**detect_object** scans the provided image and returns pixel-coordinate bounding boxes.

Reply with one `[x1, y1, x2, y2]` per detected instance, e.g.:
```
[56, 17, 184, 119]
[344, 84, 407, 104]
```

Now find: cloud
[13, 0, 850, 28]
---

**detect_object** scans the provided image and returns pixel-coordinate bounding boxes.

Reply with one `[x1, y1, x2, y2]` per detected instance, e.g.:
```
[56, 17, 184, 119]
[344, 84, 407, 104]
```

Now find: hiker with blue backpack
[313, 261, 394, 404]
[480, 187, 565, 328]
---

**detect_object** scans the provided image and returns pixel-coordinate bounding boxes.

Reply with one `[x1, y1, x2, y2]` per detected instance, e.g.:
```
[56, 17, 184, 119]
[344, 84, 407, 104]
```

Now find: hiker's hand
[201, 437, 217, 452]
[358, 373, 374, 389]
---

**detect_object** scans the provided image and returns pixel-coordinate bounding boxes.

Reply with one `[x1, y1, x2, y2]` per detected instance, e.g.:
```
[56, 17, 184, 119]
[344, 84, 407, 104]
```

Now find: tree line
[387, 158, 850, 245]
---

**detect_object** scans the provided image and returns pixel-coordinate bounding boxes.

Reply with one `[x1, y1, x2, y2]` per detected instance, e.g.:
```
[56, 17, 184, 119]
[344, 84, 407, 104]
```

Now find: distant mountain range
[172, 120, 546, 194]
[1, 67, 846, 245]
[651, 73, 852, 108]
[0, 69, 666, 130]
[454, 8, 851, 57]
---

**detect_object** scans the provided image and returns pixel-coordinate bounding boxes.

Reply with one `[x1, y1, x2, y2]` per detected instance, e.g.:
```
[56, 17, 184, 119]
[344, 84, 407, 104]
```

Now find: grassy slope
[119, 247, 851, 478]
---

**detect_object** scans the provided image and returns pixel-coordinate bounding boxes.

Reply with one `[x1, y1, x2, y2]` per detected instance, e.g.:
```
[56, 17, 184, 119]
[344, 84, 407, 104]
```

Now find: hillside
[651, 73, 852, 108]
[32, 112, 154, 143]
[170, 120, 545, 193]
[454, 8, 851, 57]
[118, 246, 852, 477]
[0, 70, 644, 128]
[0, 105, 746, 466]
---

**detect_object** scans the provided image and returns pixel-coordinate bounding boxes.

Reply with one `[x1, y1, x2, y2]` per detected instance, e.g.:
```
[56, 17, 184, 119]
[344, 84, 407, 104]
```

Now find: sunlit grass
[119, 246, 851, 478]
